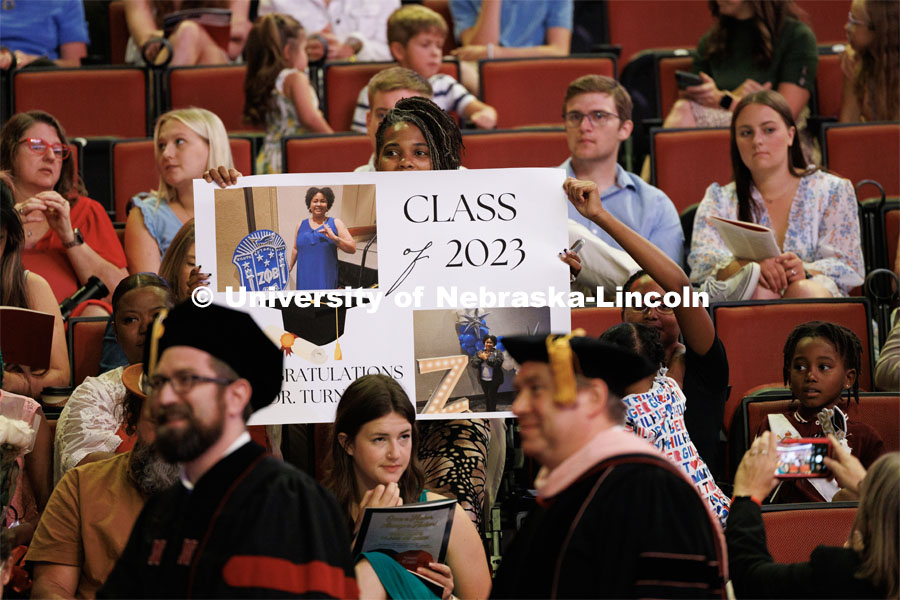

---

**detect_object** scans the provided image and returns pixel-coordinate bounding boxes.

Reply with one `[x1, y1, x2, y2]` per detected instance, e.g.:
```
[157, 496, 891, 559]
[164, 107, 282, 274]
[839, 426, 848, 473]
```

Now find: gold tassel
[545, 328, 585, 405]
[333, 308, 342, 360]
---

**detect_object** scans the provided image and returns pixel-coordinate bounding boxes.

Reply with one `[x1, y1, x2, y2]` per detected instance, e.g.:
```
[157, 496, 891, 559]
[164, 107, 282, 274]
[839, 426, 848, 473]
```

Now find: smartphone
[774, 438, 831, 478]
[569, 238, 585, 255]
[675, 70, 703, 89]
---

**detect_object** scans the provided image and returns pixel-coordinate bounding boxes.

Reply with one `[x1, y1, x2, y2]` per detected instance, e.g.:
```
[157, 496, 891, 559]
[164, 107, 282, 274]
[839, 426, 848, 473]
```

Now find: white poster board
[193, 168, 570, 424]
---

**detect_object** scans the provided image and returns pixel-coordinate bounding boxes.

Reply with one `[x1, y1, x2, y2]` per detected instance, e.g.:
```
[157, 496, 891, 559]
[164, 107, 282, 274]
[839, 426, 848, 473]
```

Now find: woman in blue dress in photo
[289, 186, 356, 290]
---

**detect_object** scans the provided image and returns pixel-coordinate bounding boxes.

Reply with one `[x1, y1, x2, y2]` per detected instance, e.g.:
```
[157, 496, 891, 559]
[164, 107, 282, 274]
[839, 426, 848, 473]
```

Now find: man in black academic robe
[491, 334, 727, 599]
[99, 302, 358, 599]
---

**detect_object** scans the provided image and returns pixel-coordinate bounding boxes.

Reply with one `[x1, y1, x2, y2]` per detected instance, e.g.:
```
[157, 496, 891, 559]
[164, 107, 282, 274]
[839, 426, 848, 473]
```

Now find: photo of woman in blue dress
[289, 186, 356, 290]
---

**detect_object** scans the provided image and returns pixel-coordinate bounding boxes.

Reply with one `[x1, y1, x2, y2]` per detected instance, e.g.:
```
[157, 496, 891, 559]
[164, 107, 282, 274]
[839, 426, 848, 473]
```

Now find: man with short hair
[491, 333, 726, 598]
[99, 303, 357, 599]
[561, 75, 684, 264]
[27, 364, 179, 599]
[354, 66, 433, 172]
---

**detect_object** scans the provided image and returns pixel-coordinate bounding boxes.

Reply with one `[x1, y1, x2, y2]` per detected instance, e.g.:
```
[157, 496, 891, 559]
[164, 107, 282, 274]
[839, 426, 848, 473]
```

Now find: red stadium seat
[111, 137, 253, 222]
[795, 0, 851, 45]
[761, 503, 857, 564]
[13, 67, 149, 138]
[651, 127, 731, 214]
[657, 55, 694, 121]
[815, 52, 844, 120]
[167, 65, 263, 133]
[571, 307, 622, 338]
[823, 122, 900, 196]
[606, 0, 713, 70]
[324, 60, 461, 132]
[461, 128, 569, 169]
[67, 316, 110, 387]
[711, 298, 874, 432]
[479, 55, 616, 129]
[108, 1, 129, 64]
[283, 134, 372, 174]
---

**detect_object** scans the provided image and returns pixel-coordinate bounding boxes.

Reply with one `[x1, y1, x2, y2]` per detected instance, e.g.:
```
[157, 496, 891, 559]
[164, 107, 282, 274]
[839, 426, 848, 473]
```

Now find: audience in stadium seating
[729, 435, 898, 598]
[244, 14, 333, 174]
[123, 0, 249, 66]
[756, 321, 884, 503]
[158, 219, 208, 304]
[565, 175, 729, 478]
[124, 108, 233, 274]
[0, 173, 70, 397]
[352, 5, 497, 133]
[560, 76, 684, 265]
[1, 112, 127, 309]
[258, 0, 399, 62]
[0, 0, 89, 69]
[689, 91, 864, 300]
[354, 67, 433, 171]
[840, 0, 899, 122]
[55, 274, 173, 484]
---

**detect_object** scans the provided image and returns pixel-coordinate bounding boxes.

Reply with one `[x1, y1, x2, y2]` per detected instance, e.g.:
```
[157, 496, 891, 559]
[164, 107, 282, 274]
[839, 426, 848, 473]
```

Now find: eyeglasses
[563, 110, 621, 128]
[624, 304, 674, 316]
[146, 372, 235, 396]
[18, 138, 70, 159]
[846, 12, 873, 29]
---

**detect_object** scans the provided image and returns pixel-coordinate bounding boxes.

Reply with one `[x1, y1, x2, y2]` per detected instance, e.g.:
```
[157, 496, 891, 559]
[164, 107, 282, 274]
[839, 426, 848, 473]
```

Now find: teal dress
[359, 491, 439, 600]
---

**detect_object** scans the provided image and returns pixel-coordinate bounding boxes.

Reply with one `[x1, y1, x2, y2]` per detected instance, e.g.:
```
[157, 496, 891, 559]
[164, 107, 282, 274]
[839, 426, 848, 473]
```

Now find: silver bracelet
[487, 43, 494, 59]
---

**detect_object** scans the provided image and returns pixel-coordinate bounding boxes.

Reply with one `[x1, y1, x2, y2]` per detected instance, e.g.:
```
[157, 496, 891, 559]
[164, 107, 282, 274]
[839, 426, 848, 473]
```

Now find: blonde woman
[124, 108, 233, 274]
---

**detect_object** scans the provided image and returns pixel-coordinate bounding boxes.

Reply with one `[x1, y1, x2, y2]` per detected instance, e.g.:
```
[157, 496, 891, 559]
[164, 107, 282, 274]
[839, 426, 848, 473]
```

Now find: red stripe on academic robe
[222, 556, 358, 597]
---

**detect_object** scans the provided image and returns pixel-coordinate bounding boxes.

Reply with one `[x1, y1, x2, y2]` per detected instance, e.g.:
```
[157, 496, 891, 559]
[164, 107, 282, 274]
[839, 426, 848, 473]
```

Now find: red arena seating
[13, 67, 149, 138]
[762, 503, 857, 564]
[283, 134, 372, 174]
[461, 129, 569, 169]
[479, 55, 616, 129]
[167, 65, 263, 133]
[824, 122, 900, 196]
[651, 127, 731, 214]
[111, 137, 253, 222]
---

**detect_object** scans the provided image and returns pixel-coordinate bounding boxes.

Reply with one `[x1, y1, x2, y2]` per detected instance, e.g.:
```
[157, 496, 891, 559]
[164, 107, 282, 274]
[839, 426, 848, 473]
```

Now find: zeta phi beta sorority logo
[232, 230, 288, 291]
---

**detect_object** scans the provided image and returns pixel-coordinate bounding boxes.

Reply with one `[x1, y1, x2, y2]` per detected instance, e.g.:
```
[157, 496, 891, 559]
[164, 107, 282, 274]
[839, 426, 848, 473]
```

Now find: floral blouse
[688, 170, 865, 297]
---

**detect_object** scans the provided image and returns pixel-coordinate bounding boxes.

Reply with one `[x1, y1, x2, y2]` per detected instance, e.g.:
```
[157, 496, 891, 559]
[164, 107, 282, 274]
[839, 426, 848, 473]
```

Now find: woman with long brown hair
[840, 0, 900, 122]
[688, 90, 864, 300]
[324, 374, 491, 599]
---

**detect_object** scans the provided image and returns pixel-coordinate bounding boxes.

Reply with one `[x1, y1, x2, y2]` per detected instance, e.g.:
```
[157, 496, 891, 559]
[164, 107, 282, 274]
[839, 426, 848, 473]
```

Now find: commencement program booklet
[352, 497, 456, 582]
[710, 215, 781, 261]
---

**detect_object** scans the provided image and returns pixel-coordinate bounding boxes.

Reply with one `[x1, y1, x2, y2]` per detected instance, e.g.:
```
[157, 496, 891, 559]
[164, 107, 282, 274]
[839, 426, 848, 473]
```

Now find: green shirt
[693, 17, 818, 96]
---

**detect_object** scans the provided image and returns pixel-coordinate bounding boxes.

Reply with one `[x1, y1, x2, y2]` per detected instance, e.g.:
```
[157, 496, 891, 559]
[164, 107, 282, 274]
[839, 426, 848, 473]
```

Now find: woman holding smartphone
[728, 433, 898, 598]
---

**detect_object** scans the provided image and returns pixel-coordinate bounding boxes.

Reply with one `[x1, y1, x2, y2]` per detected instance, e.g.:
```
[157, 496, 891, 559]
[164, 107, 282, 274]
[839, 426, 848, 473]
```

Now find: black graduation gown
[98, 442, 357, 599]
[492, 454, 724, 599]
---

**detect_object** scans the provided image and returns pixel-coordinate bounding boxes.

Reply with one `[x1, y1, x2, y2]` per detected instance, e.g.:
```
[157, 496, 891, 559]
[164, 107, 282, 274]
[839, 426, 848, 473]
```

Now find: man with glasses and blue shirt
[559, 75, 683, 266]
[99, 302, 357, 599]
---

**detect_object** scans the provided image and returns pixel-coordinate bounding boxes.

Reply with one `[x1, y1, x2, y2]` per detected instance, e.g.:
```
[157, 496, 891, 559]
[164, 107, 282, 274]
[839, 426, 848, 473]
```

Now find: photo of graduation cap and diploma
[266, 297, 371, 363]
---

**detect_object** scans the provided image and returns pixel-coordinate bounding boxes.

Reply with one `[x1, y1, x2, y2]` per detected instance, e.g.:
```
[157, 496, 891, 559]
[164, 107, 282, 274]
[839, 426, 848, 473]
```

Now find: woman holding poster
[325, 374, 491, 600]
[289, 186, 355, 290]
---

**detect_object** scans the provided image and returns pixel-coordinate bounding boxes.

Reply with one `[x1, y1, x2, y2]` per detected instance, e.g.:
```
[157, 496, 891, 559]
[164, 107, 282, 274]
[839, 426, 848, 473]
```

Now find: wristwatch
[63, 228, 84, 249]
[719, 93, 734, 110]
